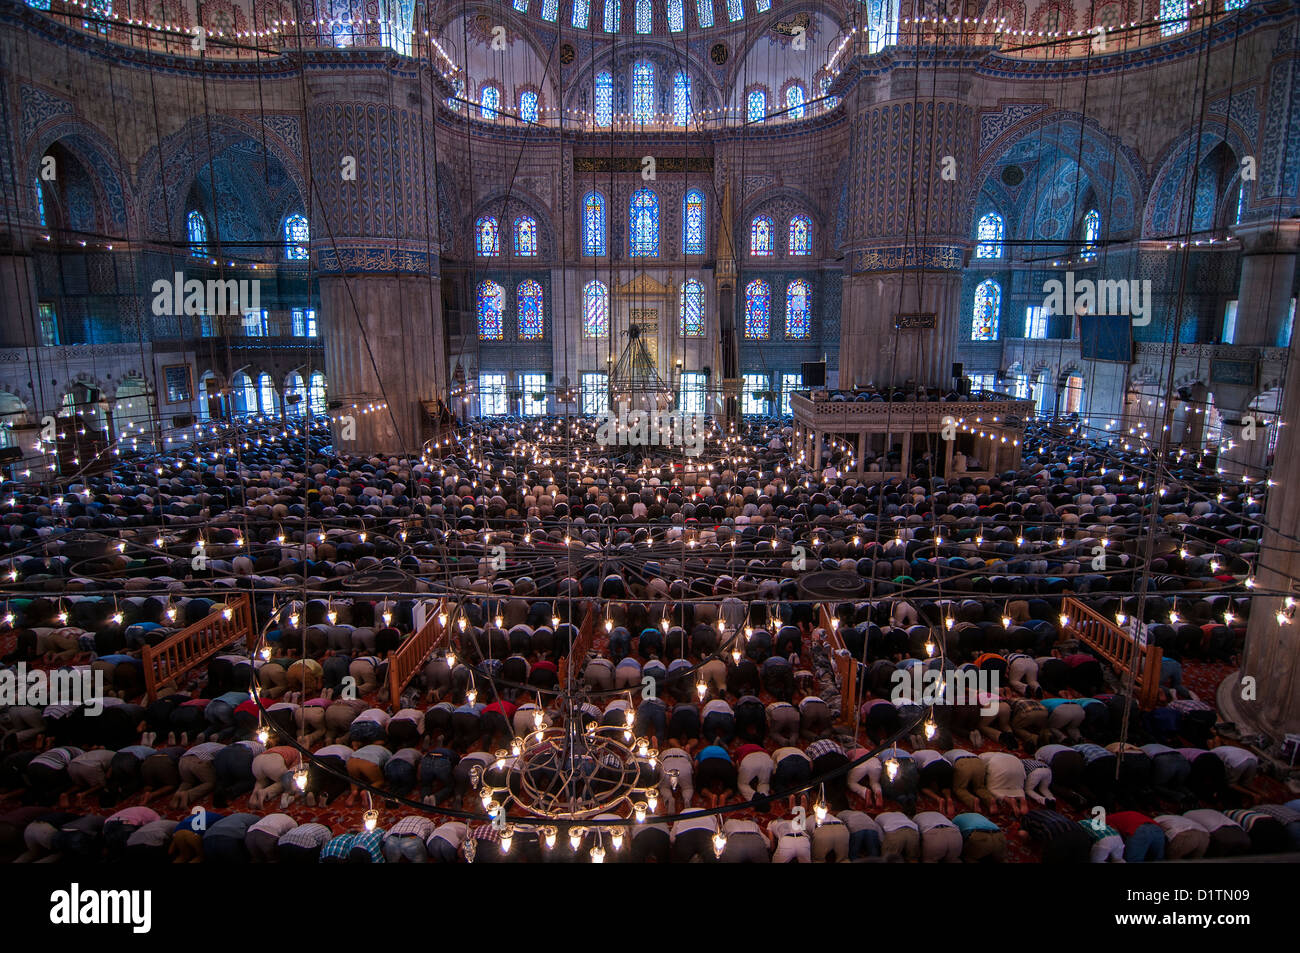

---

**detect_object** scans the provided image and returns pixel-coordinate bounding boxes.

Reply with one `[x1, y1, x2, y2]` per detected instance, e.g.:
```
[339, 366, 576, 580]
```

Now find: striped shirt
[1022, 810, 1081, 843]
[386, 815, 437, 839]
[319, 833, 359, 860]
[1074, 743, 1112, 763]
[806, 739, 846, 760]
[350, 829, 387, 862]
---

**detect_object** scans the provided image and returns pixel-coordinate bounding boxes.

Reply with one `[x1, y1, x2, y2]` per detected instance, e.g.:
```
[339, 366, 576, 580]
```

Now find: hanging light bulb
[551, 614, 560, 628]
[544, 827, 557, 850]
[924, 719, 937, 740]
[712, 831, 727, 857]
[1001, 614, 1012, 629]
[256, 726, 269, 745]
[500, 826, 513, 853]
[634, 802, 647, 823]
[294, 767, 309, 790]
[467, 688, 477, 705]
[1115, 612, 1126, 626]
[590, 843, 606, 863]
[1059, 613, 1069, 627]
[446, 650, 456, 668]
[885, 758, 900, 781]
[813, 800, 828, 824]
[611, 830, 624, 851]
[924, 639, 936, 657]
[569, 828, 583, 851]
[437, 610, 448, 627]
[458, 617, 467, 632]
[363, 810, 379, 832]
[646, 789, 659, 812]
[696, 679, 707, 701]
[222, 605, 233, 621]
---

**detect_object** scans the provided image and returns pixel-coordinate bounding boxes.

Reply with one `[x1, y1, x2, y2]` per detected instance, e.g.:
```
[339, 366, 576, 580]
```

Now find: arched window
[747, 89, 766, 123]
[34, 180, 46, 226]
[745, 279, 771, 338]
[667, 0, 684, 30]
[477, 280, 506, 340]
[258, 372, 278, 415]
[633, 61, 655, 123]
[696, 0, 714, 27]
[309, 372, 327, 415]
[975, 211, 1004, 259]
[480, 85, 500, 120]
[1080, 208, 1100, 260]
[520, 90, 539, 123]
[1063, 373, 1085, 413]
[541, 0, 559, 20]
[972, 278, 1001, 341]
[283, 213, 309, 260]
[683, 189, 706, 255]
[786, 279, 811, 339]
[232, 371, 257, 416]
[187, 210, 208, 257]
[635, 0, 651, 32]
[603, 0, 620, 31]
[789, 215, 812, 256]
[726, 0, 743, 20]
[785, 84, 806, 119]
[673, 70, 692, 126]
[476, 216, 500, 256]
[1159, 0, 1187, 35]
[284, 371, 307, 417]
[572, 0, 590, 28]
[514, 215, 538, 256]
[750, 215, 774, 257]
[514, 0, 528, 11]
[583, 192, 606, 256]
[518, 280, 545, 339]
[629, 188, 659, 257]
[681, 279, 705, 336]
[595, 71, 614, 126]
[583, 280, 609, 338]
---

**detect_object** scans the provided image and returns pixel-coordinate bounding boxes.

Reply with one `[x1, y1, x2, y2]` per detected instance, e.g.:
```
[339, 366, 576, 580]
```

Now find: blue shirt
[952, 813, 1000, 836]
[1040, 698, 1079, 711]
[697, 745, 731, 764]
[175, 810, 224, 832]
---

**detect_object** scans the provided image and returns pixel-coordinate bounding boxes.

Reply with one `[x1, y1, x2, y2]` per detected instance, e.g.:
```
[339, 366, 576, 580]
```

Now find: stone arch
[469, 189, 557, 260]
[26, 119, 134, 235]
[1143, 127, 1254, 238]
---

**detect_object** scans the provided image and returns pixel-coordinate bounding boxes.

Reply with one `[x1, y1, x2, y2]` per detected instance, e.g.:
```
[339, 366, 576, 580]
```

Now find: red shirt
[533, 660, 558, 674]
[734, 743, 766, 762]
[483, 700, 517, 719]
[1108, 811, 1156, 838]
[235, 699, 258, 717]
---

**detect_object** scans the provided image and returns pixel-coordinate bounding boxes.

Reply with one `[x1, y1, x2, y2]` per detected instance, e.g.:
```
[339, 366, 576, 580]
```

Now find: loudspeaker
[285, 393, 301, 404]
[952, 362, 964, 380]
[172, 414, 194, 428]
[800, 361, 826, 387]
[0, 447, 23, 463]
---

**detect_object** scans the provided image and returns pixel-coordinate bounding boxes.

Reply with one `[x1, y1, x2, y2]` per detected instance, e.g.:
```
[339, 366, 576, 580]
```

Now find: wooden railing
[387, 598, 448, 706]
[142, 593, 254, 700]
[819, 604, 860, 728]
[1059, 596, 1164, 709]
[556, 601, 599, 689]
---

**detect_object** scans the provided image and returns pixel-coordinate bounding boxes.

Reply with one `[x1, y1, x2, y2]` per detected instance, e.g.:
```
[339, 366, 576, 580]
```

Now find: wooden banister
[142, 593, 253, 700]
[386, 598, 447, 706]
[1058, 596, 1164, 709]
[820, 603, 859, 727]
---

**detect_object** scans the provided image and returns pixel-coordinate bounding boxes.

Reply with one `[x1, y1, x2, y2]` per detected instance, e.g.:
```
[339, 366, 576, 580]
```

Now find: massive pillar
[305, 67, 447, 455]
[1218, 222, 1300, 475]
[838, 78, 976, 390]
[0, 235, 42, 349]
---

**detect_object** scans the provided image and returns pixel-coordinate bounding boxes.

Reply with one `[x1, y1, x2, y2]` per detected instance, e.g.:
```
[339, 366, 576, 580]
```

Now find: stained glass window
[285, 371, 307, 417]
[726, 0, 743, 20]
[789, 215, 811, 256]
[668, 0, 684, 30]
[673, 70, 692, 126]
[310, 372, 327, 415]
[633, 61, 655, 123]
[595, 71, 614, 126]
[975, 211, 1004, 258]
[1080, 208, 1100, 260]
[681, 279, 705, 336]
[232, 372, 257, 416]
[520, 90, 539, 123]
[84, 0, 110, 32]
[583, 280, 609, 337]
[480, 85, 500, 120]
[572, 0, 590, 28]
[1224, 0, 1247, 8]
[258, 373, 278, 414]
[629, 188, 659, 257]
[697, 0, 713, 27]
[780, 373, 801, 415]
[786, 280, 810, 338]
[518, 280, 545, 339]
[476, 216, 499, 256]
[515, 215, 538, 256]
[292, 308, 317, 337]
[683, 190, 705, 255]
[187, 210, 208, 257]
[25, 0, 52, 9]
[514, 0, 529, 10]
[636, 0, 651, 32]
[754, 0, 769, 9]
[785, 83, 805, 119]
[750, 215, 774, 257]
[582, 373, 609, 414]
[583, 192, 606, 256]
[477, 280, 505, 340]
[34, 180, 46, 226]
[745, 279, 771, 338]
[603, 0, 620, 32]
[1159, 0, 1187, 35]
[283, 213, 309, 259]
[747, 89, 766, 123]
[972, 278, 1001, 341]
[1236, 181, 1248, 224]
[542, 0, 559, 20]
[680, 372, 706, 415]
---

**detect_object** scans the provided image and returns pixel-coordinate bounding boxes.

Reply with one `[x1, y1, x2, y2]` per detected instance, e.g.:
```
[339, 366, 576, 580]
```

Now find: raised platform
[790, 391, 1035, 479]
